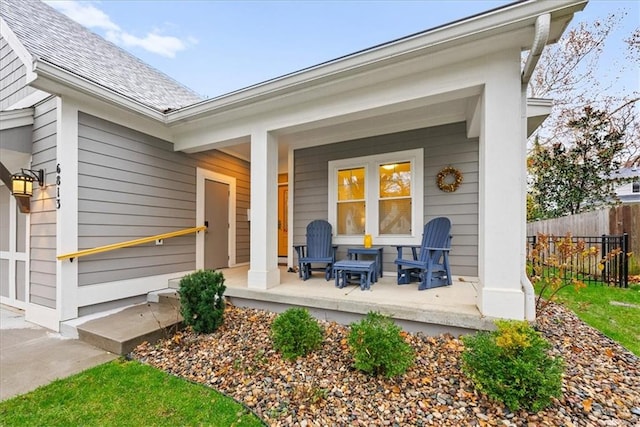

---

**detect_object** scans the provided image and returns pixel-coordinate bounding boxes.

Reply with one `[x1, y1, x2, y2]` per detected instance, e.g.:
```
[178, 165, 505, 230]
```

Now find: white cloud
[46, 0, 120, 31]
[115, 31, 188, 59]
[45, 0, 193, 58]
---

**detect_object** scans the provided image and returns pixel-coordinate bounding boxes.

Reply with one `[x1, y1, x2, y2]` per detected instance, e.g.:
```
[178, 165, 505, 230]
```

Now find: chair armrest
[293, 245, 306, 258]
[424, 246, 451, 252]
[394, 245, 421, 260]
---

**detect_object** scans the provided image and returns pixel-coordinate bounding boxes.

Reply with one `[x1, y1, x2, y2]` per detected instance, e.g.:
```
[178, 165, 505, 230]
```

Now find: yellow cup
[364, 234, 372, 248]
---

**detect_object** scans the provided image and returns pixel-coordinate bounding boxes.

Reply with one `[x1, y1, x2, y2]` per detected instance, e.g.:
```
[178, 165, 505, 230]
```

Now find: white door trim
[196, 168, 236, 269]
[0, 183, 28, 310]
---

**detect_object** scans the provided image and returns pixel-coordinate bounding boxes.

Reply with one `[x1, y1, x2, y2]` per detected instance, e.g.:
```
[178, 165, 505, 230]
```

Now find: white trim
[8, 195, 16, 302]
[0, 16, 37, 84]
[76, 270, 192, 307]
[0, 109, 34, 130]
[0, 296, 26, 310]
[56, 98, 79, 321]
[328, 148, 423, 246]
[0, 188, 28, 308]
[5, 90, 50, 111]
[24, 200, 31, 313]
[196, 168, 237, 269]
[287, 147, 295, 268]
[0, 252, 27, 261]
[25, 303, 59, 332]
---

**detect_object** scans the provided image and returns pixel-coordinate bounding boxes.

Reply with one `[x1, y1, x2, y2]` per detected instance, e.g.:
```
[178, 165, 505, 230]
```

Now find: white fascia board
[166, 0, 587, 125]
[0, 108, 33, 130]
[5, 89, 51, 110]
[0, 17, 37, 84]
[32, 59, 166, 123]
[526, 98, 553, 137]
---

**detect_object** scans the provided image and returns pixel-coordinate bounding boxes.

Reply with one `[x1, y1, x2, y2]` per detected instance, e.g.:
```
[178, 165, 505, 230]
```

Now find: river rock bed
[132, 302, 639, 426]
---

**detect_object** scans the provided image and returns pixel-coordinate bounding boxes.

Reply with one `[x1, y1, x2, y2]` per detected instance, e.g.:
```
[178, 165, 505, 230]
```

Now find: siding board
[0, 36, 36, 110]
[294, 123, 479, 276]
[77, 113, 251, 285]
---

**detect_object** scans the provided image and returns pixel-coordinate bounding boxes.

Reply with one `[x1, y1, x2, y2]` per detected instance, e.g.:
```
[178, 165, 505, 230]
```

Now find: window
[633, 180, 640, 193]
[328, 149, 423, 245]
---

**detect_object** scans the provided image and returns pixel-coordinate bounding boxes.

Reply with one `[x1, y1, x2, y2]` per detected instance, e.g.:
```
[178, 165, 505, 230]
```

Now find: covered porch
[217, 265, 492, 335]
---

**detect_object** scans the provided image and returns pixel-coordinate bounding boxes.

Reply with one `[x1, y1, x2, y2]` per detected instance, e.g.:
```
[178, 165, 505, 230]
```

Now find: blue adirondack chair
[293, 220, 337, 281]
[394, 217, 452, 290]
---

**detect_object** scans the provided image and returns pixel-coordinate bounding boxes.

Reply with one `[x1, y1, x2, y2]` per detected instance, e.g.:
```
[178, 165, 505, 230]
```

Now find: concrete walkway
[0, 305, 116, 401]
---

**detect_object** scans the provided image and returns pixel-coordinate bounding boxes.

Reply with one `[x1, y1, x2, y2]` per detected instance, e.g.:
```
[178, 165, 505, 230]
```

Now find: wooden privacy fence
[527, 203, 640, 275]
[526, 234, 629, 288]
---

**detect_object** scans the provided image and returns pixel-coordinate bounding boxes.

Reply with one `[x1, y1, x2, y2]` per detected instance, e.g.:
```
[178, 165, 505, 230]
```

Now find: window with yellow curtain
[328, 148, 423, 245]
[337, 167, 365, 235]
[378, 162, 411, 234]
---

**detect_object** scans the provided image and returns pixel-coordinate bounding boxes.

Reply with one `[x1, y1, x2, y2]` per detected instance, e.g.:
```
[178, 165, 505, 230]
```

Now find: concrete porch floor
[217, 265, 495, 336]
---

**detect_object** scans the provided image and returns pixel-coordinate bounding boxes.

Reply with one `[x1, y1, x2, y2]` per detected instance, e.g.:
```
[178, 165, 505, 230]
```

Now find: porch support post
[56, 98, 79, 323]
[477, 48, 525, 320]
[247, 129, 281, 288]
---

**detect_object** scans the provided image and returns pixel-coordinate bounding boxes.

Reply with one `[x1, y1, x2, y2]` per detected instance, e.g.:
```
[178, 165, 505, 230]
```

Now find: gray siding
[189, 151, 251, 263]
[30, 97, 58, 308]
[0, 36, 36, 110]
[77, 113, 250, 286]
[294, 123, 479, 276]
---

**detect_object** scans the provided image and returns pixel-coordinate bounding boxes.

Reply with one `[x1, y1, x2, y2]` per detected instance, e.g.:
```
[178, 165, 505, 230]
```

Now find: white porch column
[56, 98, 79, 322]
[247, 129, 281, 288]
[477, 49, 525, 319]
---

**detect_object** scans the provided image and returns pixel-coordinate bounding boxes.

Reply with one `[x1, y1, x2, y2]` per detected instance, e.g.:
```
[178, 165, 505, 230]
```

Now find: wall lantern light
[11, 168, 44, 198]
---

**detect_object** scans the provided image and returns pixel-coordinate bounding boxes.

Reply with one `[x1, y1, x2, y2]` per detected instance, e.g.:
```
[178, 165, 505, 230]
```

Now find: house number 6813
[56, 163, 61, 209]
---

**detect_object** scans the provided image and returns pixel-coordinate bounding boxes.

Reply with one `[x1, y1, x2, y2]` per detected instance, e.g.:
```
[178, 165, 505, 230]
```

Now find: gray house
[614, 167, 640, 204]
[1, 0, 588, 332]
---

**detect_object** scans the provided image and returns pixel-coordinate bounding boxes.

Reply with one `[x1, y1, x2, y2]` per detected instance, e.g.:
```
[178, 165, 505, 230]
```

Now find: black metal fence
[526, 234, 629, 288]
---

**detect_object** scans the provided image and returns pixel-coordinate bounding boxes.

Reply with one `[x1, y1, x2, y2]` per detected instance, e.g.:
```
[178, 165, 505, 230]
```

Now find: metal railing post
[622, 233, 629, 288]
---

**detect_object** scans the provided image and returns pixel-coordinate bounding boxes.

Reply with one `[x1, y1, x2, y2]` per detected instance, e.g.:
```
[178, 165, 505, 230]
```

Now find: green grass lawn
[0, 358, 264, 427]
[535, 281, 640, 356]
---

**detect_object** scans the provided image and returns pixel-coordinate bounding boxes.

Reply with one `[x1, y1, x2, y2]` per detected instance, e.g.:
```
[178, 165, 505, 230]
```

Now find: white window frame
[328, 148, 423, 246]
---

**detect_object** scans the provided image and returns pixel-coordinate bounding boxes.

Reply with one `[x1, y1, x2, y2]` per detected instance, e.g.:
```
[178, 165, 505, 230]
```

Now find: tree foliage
[528, 107, 625, 219]
[526, 11, 638, 219]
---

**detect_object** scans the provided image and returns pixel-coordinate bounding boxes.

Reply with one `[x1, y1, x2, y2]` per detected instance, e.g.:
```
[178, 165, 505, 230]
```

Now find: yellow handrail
[57, 226, 207, 261]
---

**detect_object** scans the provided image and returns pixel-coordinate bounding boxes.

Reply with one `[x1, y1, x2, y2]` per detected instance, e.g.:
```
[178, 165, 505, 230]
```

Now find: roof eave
[165, 0, 587, 125]
[31, 59, 166, 122]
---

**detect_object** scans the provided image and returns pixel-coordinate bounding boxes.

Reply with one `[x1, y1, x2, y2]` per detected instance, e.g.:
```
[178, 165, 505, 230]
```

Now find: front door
[278, 185, 288, 257]
[204, 180, 229, 270]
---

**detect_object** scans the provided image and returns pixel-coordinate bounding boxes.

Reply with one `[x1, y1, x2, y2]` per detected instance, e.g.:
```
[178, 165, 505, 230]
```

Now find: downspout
[521, 13, 550, 322]
[522, 14, 550, 84]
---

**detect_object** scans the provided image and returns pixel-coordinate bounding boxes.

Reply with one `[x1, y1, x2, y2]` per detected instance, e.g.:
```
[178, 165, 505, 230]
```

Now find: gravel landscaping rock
[132, 302, 639, 426]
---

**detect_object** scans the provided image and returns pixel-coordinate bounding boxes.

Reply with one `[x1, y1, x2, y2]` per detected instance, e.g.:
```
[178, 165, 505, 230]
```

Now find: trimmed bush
[179, 269, 226, 334]
[461, 320, 564, 412]
[348, 312, 414, 378]
[271, 307, 324, 360]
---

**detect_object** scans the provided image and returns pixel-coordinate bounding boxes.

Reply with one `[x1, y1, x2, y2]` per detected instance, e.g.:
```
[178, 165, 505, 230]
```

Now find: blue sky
[46, 0, 638, 99]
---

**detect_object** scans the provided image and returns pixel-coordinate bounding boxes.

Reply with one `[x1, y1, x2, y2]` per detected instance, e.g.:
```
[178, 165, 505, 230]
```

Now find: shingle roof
[0, 0, 202, 112]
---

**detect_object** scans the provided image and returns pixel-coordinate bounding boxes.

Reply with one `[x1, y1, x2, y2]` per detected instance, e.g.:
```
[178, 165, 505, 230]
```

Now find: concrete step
[76, 302, 183, 355]
[147, 288, 180, 307]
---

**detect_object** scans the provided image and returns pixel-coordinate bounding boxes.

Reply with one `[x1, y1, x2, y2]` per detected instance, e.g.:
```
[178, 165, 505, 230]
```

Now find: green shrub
[461, 320, 563, 412]
[348, 312, 414, 378]
[179, 269, 226, 334]
[271, 307, 324, 360]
